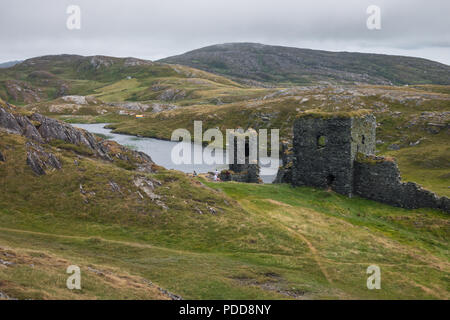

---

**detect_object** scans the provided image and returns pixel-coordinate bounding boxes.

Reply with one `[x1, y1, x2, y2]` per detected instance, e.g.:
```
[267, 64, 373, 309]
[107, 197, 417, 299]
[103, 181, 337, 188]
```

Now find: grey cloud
[0, 0, 449, 64]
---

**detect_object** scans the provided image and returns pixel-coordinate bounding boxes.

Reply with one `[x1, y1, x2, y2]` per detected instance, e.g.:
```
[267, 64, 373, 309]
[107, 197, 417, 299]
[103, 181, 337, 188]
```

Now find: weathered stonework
[221, 129, 261, 183]
[291, 112, 376, 196]
[279, 111, 449, 213]
[273, 141, 293, 184]
[354, 155, 448, 211]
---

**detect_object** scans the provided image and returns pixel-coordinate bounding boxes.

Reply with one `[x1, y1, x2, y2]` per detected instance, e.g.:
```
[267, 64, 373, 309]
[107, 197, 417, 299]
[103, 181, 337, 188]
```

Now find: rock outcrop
[0, 103, 155, 175]
[26, 142, 62, 175]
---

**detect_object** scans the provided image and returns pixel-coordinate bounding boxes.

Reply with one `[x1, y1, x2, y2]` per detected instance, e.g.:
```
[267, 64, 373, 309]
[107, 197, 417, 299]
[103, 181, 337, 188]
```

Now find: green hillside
[0, 128, 448, 299]
[0, 54, 275, 106]
[160, 43, 450, 86]
[0, 51, 448, 300]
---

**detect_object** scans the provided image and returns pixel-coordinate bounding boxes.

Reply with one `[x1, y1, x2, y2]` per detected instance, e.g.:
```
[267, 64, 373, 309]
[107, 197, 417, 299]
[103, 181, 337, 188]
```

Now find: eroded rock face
[133, 176, 167, 209]
[0, 106, 23, 134]
[29, 113, 114, 160]
[26, 142, 61, 175]
[0, 105, 156, 175]
[0, 105, 43, 143]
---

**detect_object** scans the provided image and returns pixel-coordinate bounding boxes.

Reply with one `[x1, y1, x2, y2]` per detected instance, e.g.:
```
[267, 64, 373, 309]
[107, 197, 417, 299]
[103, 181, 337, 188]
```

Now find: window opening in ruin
[317, 135, 327, 149]
[362, 135, 366, 145]
[245, 137, 250, 157]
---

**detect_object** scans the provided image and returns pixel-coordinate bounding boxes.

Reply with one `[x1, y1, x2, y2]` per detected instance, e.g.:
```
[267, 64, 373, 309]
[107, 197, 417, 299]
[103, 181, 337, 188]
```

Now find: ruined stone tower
[279, 110, 448, 212]
[220, 129, 260, 183]
[291, 111, 376, 196]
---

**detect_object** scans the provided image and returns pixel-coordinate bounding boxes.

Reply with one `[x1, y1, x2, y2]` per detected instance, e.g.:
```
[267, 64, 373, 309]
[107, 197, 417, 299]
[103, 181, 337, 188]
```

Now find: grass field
[0, 131, 448, 299]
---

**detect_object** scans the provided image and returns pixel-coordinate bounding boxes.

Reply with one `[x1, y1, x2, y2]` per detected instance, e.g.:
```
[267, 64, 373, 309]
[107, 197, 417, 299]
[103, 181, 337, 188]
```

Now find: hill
[1, 99, 449, 299]
[159, 43, 450, 86]
[0, 60, 22, 69]
[0, 54, 275, 106]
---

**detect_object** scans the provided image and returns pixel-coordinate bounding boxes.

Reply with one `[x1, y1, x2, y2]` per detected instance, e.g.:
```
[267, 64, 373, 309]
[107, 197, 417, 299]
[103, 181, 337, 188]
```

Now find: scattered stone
[426, 122, 446, 134]
[0, 258, 15, 266]
[61, 95, 87, 105]
[155, 200, 168, 210]
[409, 139, 423, 146]
[26, 142, 61, 176]
[134, 177, 160, 200]
[207, 206, 217, 215]
[158, 288, 182, 300]
[387, 144, 400, 151]
[109, 180, 121, 193]
[88, 266, 105, 276]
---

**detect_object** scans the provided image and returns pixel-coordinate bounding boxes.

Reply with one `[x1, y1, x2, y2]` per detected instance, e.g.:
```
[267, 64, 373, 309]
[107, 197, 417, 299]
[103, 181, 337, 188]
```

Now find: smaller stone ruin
[276, 110, 449, 213]
[220, 129, 261, 183]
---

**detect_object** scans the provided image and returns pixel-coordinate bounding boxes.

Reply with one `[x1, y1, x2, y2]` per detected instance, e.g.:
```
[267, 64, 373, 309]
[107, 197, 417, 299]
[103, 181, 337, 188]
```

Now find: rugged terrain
[1, 102, 449, 299]
[0, 49, 449, 299]
[160, 43, 450, 86]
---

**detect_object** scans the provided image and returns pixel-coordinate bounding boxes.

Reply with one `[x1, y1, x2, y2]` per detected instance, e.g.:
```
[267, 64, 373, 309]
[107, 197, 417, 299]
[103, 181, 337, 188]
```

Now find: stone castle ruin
[220, 129, 261, 183]
[276, 111, 449, 213]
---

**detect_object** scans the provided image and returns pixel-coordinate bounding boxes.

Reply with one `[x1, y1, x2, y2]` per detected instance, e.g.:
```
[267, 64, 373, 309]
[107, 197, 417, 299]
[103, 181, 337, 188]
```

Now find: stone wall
[353, 154, 449, 212]
[220, 165, 260, 183]
[291, 113, 376, 196]
[273, 142, 293, 184]
[224, 129, 261, 183]
[278, 111, 448, 213]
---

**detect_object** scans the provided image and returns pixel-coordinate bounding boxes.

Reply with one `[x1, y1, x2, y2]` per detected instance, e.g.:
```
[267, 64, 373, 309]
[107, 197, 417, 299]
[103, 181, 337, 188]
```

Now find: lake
[72, 123, 278, 183]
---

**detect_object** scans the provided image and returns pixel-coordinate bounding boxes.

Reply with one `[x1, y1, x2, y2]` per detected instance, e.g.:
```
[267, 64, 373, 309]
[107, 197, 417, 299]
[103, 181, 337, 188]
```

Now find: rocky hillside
[160, 43, 450, 86]
[0, 54, 269, 106]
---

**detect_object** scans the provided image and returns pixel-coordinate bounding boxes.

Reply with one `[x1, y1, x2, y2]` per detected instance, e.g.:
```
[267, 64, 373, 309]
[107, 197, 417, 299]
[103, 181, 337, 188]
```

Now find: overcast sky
[0, 0, 449, 64]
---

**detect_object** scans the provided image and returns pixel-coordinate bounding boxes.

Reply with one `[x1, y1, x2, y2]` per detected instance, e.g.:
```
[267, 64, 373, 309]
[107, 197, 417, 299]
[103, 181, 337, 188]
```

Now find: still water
[72, 123, 278, 183]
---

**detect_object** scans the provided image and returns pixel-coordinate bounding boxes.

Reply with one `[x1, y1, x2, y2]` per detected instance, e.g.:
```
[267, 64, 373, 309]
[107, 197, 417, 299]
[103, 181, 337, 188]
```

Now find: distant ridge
[159, 42, 450, 86]
[0, 60, 22, 69]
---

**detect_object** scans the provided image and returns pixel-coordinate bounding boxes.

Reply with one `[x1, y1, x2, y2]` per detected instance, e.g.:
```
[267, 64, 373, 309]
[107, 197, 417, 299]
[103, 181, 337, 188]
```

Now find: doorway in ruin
[326, 174, 335, 188]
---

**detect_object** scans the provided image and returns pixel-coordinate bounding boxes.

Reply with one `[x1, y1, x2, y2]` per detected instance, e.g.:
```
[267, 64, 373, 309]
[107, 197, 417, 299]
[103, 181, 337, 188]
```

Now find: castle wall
[224, 130, 260, 183]
[354, 155, 449, 212]
[350, 115, 376, 158]
[292, 117, 354, 196]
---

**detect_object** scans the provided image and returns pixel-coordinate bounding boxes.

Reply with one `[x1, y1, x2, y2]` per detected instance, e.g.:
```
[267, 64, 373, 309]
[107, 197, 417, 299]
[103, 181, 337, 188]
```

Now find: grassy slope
[0, 55, 275, 107]
[0, 132, 449, 299]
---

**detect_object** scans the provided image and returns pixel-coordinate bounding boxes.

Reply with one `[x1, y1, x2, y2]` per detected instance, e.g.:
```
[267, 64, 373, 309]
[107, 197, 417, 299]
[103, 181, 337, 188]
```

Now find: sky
[0, 0, 449, 65]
